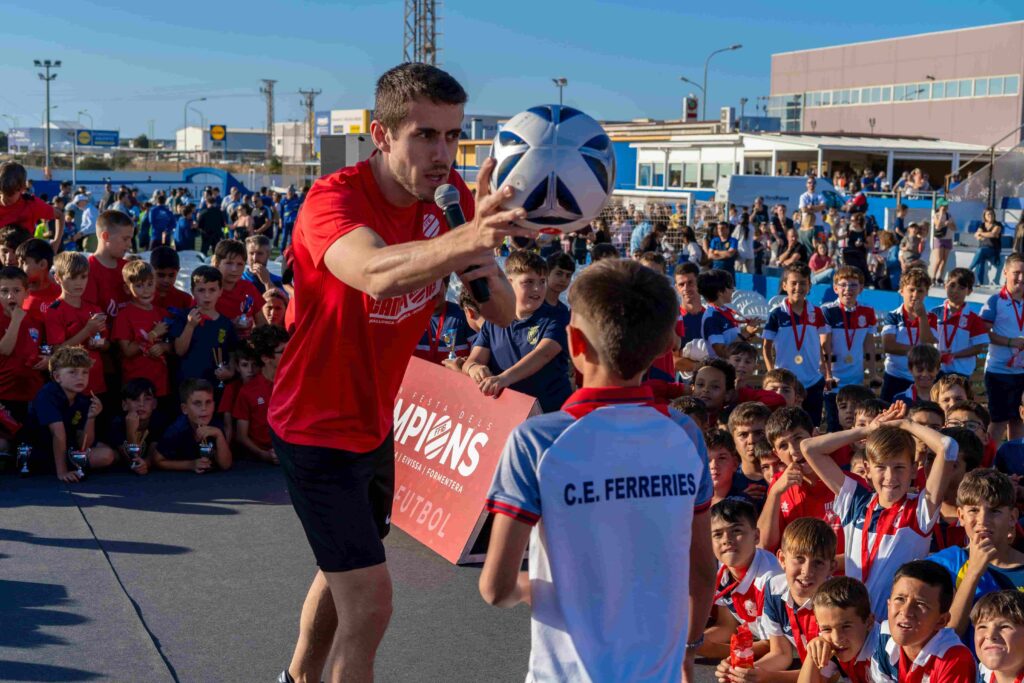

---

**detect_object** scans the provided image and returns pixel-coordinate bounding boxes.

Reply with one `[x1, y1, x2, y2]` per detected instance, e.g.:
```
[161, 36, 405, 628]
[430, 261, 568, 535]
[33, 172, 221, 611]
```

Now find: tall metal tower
[403, 0, 439, 65]
[298, 88, 321, 160]
[260, 79, 277, 163]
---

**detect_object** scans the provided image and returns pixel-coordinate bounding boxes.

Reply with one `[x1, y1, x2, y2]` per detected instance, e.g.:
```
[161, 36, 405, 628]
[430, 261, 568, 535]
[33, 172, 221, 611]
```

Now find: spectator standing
[278, 187, 303, 249]
[972, 208, 1004, 287]
[797, 177, 826, 252]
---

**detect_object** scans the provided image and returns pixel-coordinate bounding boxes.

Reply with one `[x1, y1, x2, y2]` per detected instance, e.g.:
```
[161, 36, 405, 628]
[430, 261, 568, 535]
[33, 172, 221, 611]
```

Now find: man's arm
[323, 159, 532, 326]
[479, 513, 532, 607]
[687, 509, 716, 653]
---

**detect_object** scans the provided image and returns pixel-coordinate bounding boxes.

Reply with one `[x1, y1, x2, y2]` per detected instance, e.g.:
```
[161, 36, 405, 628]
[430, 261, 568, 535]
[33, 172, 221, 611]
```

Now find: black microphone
[434, 183, 490, 303]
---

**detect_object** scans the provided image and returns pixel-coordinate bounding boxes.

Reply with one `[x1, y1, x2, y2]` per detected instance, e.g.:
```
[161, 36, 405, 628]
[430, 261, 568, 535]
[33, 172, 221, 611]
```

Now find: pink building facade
[768, 21, 1024, 146]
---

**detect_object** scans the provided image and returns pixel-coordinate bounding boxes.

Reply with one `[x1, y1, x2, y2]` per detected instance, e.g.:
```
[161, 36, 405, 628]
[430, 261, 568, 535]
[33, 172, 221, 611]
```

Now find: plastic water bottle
[730, 622, 756, 669]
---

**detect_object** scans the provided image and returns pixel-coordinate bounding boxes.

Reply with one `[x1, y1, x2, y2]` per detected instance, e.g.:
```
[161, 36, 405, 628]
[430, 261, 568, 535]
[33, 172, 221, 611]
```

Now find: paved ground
[0, 462, 719, 682]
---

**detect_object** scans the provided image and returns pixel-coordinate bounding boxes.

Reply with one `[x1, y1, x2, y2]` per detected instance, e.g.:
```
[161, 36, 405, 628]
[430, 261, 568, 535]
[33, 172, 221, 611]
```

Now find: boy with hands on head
[799, 401, 957, 619]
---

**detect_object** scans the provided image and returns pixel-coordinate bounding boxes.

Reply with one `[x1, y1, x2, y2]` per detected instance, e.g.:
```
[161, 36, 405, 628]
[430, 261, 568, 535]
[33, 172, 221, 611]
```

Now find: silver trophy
[198, 441, 214, 459]
[90, 332, 103, 348]
[16, 444, 30, 476]
[442, 330, 457, 361]
[67, 448, 87, 479]
[126, 443, 142, 470]
[216, 361, 228, 389]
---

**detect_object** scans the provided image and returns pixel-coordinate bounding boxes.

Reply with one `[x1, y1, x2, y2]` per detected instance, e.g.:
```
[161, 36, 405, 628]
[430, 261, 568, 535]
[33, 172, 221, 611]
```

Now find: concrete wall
[771, 22, 1024, 145]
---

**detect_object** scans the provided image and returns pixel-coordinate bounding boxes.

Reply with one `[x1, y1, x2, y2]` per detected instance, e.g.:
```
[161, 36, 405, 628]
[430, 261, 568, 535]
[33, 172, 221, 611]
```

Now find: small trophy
[16, 444, 31, 476]
[126, 443, 142, 470]
[198, 440, 214, 466]
[442, 330, 457, 361]
[238, 295, 253, 328]
[40, 344, 53, 356]
[67, 448, 87, 479]
[212, 349, 227, 389]
[90, 332, 103, 348]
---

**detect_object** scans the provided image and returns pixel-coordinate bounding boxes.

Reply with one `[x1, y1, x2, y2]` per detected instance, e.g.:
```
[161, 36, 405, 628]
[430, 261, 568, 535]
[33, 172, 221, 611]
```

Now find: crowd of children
[458, 225, 1024, 682]
[0, 183, 292, 480]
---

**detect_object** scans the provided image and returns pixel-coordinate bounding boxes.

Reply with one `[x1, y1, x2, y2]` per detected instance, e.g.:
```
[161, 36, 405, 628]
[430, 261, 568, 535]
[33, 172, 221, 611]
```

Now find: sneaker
[277, 671, 295, 683]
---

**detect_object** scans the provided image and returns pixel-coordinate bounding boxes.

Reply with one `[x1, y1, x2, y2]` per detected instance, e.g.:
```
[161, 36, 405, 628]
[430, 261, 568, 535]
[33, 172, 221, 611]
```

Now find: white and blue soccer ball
[489, 104, 615, 234]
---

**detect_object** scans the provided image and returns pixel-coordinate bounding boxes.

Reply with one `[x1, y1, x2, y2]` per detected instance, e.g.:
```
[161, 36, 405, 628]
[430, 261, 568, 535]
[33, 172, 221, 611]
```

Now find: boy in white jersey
[981, 253, 1024, 443]
[821, 266, 877, 432]
[929, 267, 988, 377]
[799, 401, 957, 619]
[481, 259, 715, 683]
[974, 590, 1024, 683]
[880, 269, 938, 402]
[798, 577, 878, 683]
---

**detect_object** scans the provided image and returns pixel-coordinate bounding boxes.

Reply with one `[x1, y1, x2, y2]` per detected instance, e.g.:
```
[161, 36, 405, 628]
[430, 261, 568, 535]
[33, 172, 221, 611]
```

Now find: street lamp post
[77, 109, 92, 129]
[552, 78, 568, 106]
[182, 97, 207, 169]
[34, 59, 61, 173]
[702, 44, 742, 121]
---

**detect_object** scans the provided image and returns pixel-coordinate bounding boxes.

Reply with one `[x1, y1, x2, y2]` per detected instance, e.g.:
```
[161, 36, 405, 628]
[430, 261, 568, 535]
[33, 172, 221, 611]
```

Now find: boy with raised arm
[799, 401, 957, 618]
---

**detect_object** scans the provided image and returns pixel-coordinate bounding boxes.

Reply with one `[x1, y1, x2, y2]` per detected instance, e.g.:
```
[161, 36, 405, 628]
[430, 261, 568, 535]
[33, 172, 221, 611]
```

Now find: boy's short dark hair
[782, 262, 811, 281]
[696, 358, 736, 392]
[150, 246, 181, 271]
[505, 249, 548, 278]
[947, 267, 975, 290]
[49, 345, 93, 374]
[673, 262, 699, 278]
[213, 239, 246, 263]
[765, 406, 814, 446]
[249, 324, 290, 360]
[725, 340, 757, 360]
[941, 427, 984, 472]
[907, 344, 941, 371]
[781, 517, 837, 560]
[235, 340, 260, 364]
[705, 428, 737, 455]
[121, 377, 157, 402]
[753, 438, 775, 464]
[697, 269, 734, 302]
[639, 251, 666, 269]
[0, 225, 31, 250]
[0, 161, 28, 195]
[837, 384, 875, 406]
[97, 209, 134, 235]
[727, 402, 771, 431]
[15, 238, 54, 269]
[893, 560, 954, 613]
[191, 265, 223, 290]
[855, 398, 889, 420]
[763, 368, 804, 399]
[374, 63, 467, 132]
[833, 265, 865, 285]
[957, 468, 1015, 509]
[669, 396, 707, 423]
[710, 498, 757, 529]
[0, 265, 28, 287]
[813, 576, 872, 622]
[947, 400, 990, 428]
[180, 378, 215, 403]
[972, 590, 1024, 628]
[908, 400, 944, 423]
[590, 243, 619, 262]
[546, 252, 576, 274]
[458, 287, 480, 316]
[567, 259, 677, 380]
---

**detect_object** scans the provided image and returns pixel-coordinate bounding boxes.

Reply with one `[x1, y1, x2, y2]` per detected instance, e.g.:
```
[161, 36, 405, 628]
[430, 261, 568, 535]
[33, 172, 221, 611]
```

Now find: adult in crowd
[98, 182, 115, 211]
[268, 63, 527, 683]
[0, 162, 60, 231]
[972, 208, 1004, 286]
[629, 209, 652, 257]
[931, 202, 956, 285]
[195, 196, 228, 256]
[797, 176, 825, 253]
[278, 186, 303, 249]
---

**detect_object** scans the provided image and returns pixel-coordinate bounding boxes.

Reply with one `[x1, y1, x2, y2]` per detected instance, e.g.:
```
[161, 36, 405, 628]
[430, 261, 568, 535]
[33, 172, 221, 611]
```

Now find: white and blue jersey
[763, 300, 826, 386]
[714, 547, 781, 640]
[821, 302, 877, 387]
[761, 573, 818, 659]
[870, 621, 976, 683]
[486, 385, 711, 683]
[881, 307, 939, 380]
[981, 289, 1024, 375]
[701, 305, 740, 359]
[929, 303, 988, 377]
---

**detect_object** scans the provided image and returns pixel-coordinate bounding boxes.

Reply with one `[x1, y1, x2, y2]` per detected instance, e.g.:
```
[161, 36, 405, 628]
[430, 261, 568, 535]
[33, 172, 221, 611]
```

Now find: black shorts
[985, 372, 1024, 424]
[272, 431, 395, 573]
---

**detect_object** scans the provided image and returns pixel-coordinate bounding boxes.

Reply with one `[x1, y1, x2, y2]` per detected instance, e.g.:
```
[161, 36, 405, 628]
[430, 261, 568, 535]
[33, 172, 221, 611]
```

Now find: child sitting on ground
[153, 378, 232, 473]
[797, 577, 878, 683]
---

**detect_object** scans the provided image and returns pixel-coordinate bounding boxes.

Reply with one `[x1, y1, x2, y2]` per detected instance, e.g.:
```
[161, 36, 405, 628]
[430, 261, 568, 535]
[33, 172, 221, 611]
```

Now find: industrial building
[767, 20, 1024, 145]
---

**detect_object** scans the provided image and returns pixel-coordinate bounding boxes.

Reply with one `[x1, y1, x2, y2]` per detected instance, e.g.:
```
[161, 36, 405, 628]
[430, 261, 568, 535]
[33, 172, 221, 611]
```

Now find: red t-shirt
[83, 256, 129, 321]
[0, 195, 54, 231]
[216, 279, 261, 339]
[155, 286, 193, 312]
[219, 379, 243, 414]
[771, 474, 845, 555]
[23, 279, 62, 320]
[111, 303, 170, 396]
[0, 312, 44, 401]
[269, 159, 473, 451]
[234, 372, 272, 450]
[44, 299, 106, 393]
[898, 640, 975, 683]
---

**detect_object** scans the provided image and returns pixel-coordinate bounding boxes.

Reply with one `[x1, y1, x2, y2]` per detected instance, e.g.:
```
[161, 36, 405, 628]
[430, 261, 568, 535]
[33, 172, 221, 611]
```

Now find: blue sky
[2, 1, 1021, 138]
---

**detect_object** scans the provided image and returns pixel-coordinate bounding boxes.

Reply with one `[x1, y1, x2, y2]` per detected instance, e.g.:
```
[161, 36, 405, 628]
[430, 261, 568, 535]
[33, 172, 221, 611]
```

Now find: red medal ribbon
[787, 300, 809, 355]
[784, 602, 815, 660]
[987, 673, 1024, 683]
[711, 304, 739, 327]
[902, 306, 920, 346]
[713, 564, 744, 604]
[942, 302, 962, 353]
[1005, 287, 1024, 333]
[429, 309, 447, 358]
[840, 305, 857, 356]
[860, 495, 908, 582]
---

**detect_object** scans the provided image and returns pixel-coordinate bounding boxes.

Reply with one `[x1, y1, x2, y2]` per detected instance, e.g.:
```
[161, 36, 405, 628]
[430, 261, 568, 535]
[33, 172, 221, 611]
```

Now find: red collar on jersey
[562, 385, 668, 419]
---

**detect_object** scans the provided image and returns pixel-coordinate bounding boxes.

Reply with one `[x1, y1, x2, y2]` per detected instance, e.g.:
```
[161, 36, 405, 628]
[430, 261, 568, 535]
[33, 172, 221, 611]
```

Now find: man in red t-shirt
[0, 162, 58, 232]
[268, 64, 530, 683]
